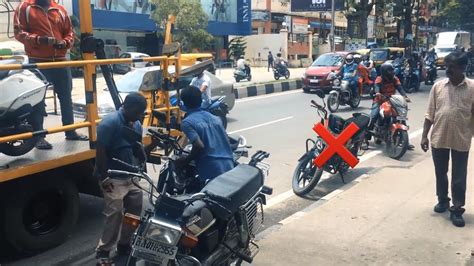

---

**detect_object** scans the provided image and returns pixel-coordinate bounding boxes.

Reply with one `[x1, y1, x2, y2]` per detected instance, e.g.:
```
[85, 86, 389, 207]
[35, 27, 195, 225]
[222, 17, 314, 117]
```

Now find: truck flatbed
[0, 133, 95, 183]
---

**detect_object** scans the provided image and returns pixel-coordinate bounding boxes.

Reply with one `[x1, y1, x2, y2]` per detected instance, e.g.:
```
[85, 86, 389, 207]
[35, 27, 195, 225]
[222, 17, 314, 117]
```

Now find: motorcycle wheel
[349, 93, 361, 108]
[327, 94, 340, 113]
[248, 74, 252, 81]
[403, 79, 413, 94]
[274, 73, 280, 80]
[292, 153, 323, 196]
[235, 77, 240, 83]
[386, 129, 409, 160]
[0, 124, 38, 156]
[285, 70, 290, 79]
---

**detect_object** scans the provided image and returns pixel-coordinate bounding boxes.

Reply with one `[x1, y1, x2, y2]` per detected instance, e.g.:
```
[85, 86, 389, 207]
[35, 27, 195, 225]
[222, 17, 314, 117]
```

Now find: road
[5, 74, 437, 265]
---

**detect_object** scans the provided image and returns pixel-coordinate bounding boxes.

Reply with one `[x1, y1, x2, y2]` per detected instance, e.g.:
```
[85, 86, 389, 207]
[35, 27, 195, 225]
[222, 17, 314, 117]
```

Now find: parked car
[112, 52, 151, 74]
[73, 66, 235, 118]
[303, 52, 347, 93]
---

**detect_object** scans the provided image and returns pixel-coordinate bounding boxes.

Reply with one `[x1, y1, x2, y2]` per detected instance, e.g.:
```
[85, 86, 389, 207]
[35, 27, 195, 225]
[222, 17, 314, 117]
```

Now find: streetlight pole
[330, 0, 335, 52]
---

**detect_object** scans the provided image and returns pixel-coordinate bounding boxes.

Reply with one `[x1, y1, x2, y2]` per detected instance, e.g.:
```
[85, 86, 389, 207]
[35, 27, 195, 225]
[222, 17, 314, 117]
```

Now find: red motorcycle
[369, 94, 410, 160]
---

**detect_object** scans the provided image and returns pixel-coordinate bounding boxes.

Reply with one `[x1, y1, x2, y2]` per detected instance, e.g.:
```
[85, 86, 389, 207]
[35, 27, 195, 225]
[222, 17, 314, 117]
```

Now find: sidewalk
[254, 147, 474, 265]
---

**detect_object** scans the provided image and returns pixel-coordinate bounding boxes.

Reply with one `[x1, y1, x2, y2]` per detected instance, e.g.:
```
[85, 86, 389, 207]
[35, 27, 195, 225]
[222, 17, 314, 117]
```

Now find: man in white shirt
[190, 72, 212, 108]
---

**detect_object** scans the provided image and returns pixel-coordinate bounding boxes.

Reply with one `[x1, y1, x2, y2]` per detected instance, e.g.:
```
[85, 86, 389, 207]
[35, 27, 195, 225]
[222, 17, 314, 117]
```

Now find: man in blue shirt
[95, 93, 159, 264]
[178, 85, 234, 182]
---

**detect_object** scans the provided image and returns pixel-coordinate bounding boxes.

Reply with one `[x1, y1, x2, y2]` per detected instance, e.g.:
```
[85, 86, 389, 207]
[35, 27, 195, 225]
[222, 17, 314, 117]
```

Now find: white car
[113, 52, 151, 74]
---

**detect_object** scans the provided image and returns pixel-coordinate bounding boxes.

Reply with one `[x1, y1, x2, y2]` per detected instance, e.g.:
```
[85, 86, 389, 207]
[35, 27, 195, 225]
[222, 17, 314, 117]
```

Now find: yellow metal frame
[0, 4, 202, 182]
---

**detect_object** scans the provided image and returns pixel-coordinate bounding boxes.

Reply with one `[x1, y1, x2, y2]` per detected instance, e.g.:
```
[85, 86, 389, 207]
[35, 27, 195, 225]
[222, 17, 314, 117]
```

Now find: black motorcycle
[326, 73, 361, 113]
[424, 59, 437, 85]
[108, 128, 273, 266]
[403, 64, 420, 93]
[292, 90, 369, 196]
[273, 61, 290, 80]
[154, 128, 253, 195]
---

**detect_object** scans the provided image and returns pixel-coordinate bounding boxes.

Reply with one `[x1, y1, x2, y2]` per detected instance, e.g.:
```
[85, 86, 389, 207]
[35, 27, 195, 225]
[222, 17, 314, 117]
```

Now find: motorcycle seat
[0, 70, 9, 80]
[201, 164, 263, 219]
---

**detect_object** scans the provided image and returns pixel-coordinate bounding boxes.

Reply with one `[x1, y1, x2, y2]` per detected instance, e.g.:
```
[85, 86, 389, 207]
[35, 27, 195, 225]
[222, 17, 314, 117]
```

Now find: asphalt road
[5, 74, 440, 265]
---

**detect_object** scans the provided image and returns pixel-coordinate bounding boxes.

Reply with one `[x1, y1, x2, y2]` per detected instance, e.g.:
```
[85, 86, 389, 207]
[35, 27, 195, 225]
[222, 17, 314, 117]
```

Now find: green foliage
[228, 37, 246, 62]
[150, 0, 214, 52]
[435, 0, 474, 31]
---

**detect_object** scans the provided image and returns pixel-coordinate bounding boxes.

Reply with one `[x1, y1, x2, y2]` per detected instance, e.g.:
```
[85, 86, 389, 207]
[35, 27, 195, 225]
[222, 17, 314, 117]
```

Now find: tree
[435, 0, 474, 31]
[345, 0, 375, 39]
[228, 37, 247, 62]
[150, 0, 214, 52]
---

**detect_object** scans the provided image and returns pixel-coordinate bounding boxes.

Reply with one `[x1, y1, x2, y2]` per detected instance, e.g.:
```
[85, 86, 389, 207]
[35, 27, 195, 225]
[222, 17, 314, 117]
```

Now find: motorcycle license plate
[396, 116, 407, 121]
[310, 79, 319, 83]
[131, 236, 178, 264]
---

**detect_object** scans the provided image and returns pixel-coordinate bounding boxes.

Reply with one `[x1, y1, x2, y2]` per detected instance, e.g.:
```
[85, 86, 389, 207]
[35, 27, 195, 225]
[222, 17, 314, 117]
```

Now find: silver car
[73, 66, 235, 118]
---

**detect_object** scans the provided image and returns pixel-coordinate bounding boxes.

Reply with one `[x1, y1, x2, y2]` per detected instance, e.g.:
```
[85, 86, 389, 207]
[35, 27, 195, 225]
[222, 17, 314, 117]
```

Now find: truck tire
[3, 176, 79, 254]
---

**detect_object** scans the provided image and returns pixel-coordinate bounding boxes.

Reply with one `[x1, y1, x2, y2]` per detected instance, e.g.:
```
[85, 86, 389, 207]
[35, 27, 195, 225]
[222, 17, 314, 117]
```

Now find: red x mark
[312, 122, 360, 168]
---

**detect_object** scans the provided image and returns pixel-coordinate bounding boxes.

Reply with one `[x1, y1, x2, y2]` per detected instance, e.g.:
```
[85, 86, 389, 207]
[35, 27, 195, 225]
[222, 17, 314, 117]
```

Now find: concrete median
[234, 78, 303, 99]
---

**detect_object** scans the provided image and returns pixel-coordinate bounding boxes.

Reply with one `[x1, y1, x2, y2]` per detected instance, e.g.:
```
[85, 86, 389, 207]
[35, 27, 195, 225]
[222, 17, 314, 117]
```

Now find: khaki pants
[96, 178, 143, 253]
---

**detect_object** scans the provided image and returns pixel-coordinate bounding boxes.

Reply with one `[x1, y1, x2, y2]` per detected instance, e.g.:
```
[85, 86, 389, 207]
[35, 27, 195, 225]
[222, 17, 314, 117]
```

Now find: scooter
[234, 65, 252, 82]
[0, 58, 52, 156]
[326, 72, 361, 113]
[273, 61, 290, 80]
[403, 64, 420, 93]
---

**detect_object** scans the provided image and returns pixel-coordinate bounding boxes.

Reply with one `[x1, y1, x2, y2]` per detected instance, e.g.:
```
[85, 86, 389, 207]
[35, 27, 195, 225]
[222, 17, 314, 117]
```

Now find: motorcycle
[0, 58, 52, 156]
[234, 65, 252, 82]
[273, 61, 290, 80]
[326, 72, 361, 113]
[292, 90, 370, 196]
[402, 64, 420, 93]
[155, 129, 253, 195]
[368, 94, 410, 160]
[424, 59, 437, 85]
[109, 128, 273, 266]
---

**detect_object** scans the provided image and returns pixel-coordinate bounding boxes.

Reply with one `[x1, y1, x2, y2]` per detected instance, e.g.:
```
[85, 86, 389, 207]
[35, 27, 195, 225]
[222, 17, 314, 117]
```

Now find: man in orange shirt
[14, 0, 88, 150]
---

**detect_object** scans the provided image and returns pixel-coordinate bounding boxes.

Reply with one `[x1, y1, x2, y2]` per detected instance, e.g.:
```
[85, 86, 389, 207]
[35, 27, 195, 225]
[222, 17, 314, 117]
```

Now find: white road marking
[264, 128, 425, 210]
[228, 116, 294, 134]
[236, 90, 301, 103]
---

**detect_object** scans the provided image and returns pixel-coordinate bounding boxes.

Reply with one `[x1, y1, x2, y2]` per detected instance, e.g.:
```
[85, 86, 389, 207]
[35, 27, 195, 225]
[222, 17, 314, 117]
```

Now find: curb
[234, 78, 303, 99]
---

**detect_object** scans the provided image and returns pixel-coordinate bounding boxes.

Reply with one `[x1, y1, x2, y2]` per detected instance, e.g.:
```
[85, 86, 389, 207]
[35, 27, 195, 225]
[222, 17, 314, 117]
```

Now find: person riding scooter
[369, 63, 411, 130]
[236, 57, 251, 77]
[335, 54, 360, 97]
[274, 52, 287, 72]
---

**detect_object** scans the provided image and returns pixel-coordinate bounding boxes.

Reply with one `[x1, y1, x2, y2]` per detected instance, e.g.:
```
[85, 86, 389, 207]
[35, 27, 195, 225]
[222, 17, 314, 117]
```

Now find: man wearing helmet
[273, 52, 286, 72]
[336, 54, 360, 97]
[369, 63, 411, 129]
[425, 48, 438, 63]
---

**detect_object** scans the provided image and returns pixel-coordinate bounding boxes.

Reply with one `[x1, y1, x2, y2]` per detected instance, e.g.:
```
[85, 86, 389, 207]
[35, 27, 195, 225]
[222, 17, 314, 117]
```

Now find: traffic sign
[312, 122, 360, 168]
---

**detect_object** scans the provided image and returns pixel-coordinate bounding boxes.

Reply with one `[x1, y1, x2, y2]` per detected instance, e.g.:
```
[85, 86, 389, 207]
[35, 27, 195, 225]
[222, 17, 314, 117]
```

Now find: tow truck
[0, 2, 211, 254]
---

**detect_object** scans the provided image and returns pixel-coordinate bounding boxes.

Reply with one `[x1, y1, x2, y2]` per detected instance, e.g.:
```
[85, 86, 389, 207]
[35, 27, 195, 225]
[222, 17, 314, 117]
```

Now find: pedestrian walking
[14, 0, 88, 150]
[421, 51, 474, 227]
[268, 51, 274, 72]
[94, 93, 159, 264]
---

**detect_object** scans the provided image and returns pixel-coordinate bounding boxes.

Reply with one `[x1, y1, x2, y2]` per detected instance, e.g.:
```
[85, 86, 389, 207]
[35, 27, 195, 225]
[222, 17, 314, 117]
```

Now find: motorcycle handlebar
[112, 158, 141, 173]
[107, 169, 142, 178]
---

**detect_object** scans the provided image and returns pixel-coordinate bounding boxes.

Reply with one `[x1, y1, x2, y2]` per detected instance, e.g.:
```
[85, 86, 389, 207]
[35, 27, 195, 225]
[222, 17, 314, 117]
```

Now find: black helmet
[380, 63, 395, 80]
[277, 52, 282, 57]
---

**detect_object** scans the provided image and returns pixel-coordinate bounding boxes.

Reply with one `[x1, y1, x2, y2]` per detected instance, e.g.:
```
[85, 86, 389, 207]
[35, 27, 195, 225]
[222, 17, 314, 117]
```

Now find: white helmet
[345, 54, 354, 65]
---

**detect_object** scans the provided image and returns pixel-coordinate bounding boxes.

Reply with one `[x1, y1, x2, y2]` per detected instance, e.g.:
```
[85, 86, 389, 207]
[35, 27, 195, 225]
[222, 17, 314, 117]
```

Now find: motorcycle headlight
[144, 218, 182, 245]
[333, 79, 341, 86]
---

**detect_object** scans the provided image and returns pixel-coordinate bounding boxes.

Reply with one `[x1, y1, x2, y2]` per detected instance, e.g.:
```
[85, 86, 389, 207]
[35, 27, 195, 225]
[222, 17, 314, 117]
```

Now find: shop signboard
[291, 0, 344, 12]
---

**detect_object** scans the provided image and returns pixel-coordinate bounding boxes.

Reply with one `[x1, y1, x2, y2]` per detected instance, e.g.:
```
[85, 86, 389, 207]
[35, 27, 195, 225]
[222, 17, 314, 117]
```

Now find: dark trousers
[268, 61, 273, 71]
[30, 60, 75, 137]
[431, 147, 469, 214]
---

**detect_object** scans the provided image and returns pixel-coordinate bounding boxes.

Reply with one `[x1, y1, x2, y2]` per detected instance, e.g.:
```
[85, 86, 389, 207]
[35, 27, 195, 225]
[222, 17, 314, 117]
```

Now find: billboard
[204, 0, 251, 36]
[291, 0, 344, 12]
[91, 0, 152, 14]
[73, 0, 251, 35]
